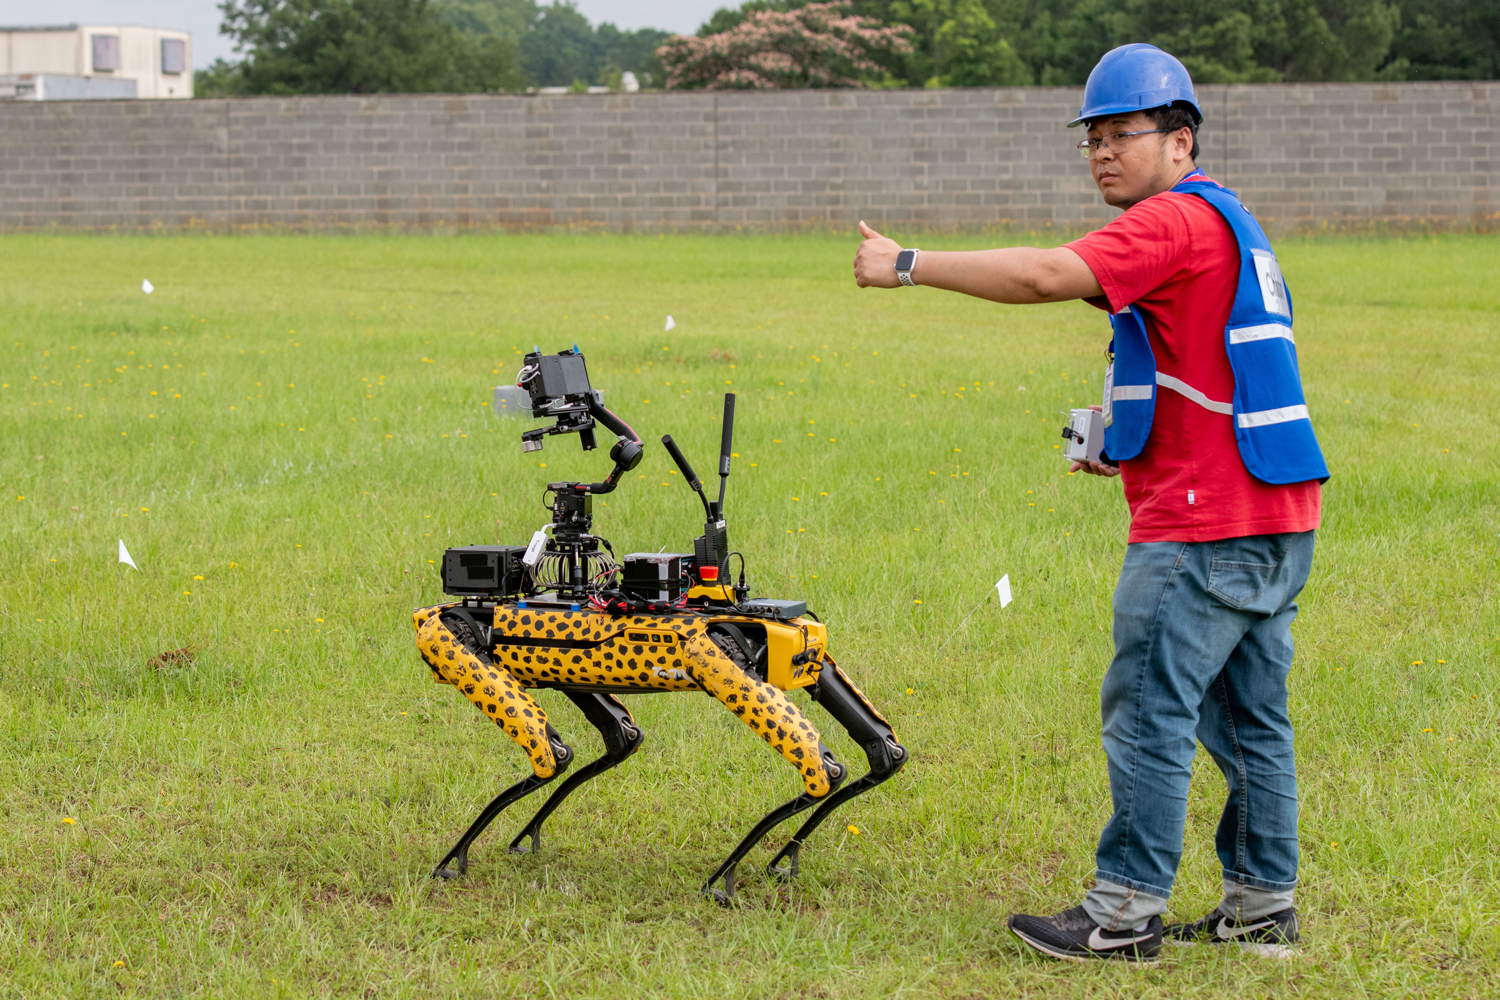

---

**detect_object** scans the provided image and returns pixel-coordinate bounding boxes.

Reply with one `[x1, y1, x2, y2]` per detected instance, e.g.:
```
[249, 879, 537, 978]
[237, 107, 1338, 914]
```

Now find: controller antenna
[715, 393, 735, 519]
[661, 433, 712, 520]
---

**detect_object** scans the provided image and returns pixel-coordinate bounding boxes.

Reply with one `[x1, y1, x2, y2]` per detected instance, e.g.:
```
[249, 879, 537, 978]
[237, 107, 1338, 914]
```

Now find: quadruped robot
[412, 347, 907, 902]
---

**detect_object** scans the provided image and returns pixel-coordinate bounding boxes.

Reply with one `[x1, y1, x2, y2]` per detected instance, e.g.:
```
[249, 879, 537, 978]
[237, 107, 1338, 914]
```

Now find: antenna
[662, 434, 712, 520]
[715, 393, 735, 518]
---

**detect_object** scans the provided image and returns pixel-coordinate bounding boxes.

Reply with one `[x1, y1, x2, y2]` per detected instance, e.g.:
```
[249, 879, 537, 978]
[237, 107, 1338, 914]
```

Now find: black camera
[518, 348, 600, 452]
[442, 544, 528, 598]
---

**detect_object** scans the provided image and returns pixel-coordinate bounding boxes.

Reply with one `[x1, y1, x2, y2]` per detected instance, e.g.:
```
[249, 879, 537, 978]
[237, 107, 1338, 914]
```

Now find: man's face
[1084, 112, 1192, 209]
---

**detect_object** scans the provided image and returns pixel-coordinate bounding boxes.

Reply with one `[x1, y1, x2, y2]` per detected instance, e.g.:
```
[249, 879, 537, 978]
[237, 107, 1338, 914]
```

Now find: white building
[0, 23, 192, 99]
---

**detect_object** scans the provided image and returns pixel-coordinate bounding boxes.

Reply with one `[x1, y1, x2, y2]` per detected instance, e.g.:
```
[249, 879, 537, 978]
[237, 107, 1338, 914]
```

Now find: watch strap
[896, 248, 919, 286]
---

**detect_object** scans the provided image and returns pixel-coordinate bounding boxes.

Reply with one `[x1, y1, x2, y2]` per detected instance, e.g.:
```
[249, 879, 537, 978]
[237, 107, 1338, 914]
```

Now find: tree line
[196, 0, 1497, 97]
[197, 0, 671, 96]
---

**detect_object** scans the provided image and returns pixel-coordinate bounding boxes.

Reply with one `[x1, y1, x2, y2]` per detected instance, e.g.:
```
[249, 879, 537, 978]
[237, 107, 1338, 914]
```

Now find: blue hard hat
[1069, 43, 1201, 127]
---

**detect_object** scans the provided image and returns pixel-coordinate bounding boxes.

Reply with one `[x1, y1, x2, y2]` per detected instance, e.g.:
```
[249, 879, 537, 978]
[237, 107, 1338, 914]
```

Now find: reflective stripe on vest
[1115, 371, 1311, 428]
[1099, 177, 1329, 484]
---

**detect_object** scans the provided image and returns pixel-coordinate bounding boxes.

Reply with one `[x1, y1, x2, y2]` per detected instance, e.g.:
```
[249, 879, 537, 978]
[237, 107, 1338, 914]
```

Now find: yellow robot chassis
[413, 348, 906, 902]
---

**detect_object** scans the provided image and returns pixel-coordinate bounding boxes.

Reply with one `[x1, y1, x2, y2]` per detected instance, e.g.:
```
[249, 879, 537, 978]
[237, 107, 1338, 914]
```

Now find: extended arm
[852, 221, 1102, 304]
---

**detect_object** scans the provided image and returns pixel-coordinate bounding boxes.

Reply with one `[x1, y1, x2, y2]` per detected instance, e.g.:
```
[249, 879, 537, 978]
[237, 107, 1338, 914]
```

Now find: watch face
[896, 250, 916, 272]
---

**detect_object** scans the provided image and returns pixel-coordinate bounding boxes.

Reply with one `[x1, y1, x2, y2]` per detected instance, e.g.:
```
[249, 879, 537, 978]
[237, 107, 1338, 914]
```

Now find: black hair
[1145, 103, 1200, 161]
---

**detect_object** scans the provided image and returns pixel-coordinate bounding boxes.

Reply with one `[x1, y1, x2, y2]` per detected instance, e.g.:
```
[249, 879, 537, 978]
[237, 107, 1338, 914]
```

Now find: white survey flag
[664, 314, 676, 331]
[142, 279, 154, 294]
[995, 574, 1012, 608]
[118, 539, 139, 570]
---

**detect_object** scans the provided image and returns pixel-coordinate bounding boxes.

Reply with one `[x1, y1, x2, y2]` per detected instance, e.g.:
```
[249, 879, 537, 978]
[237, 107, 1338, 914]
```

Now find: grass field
[2, 230, 1497, 998]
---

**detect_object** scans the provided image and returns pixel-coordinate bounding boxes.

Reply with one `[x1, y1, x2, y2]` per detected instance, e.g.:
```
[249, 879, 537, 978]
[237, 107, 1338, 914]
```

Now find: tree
[195, 57, 249, 97]
[215, 0, 525, 94]
[1207, 0, 1399, 82]
[438, 0, 536, 37]
[693, 0, 1025, 86]
[1380, 0, 1500, 80]
[518, 2, 598, 86]
[888, 0, 1030, 86]
[592, 21, 672, 89]
[658, 1, 914, 89]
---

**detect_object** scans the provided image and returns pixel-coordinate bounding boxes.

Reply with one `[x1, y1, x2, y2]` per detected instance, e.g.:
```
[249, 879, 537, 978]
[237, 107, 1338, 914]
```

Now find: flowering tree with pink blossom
[657, 2, 914, 89]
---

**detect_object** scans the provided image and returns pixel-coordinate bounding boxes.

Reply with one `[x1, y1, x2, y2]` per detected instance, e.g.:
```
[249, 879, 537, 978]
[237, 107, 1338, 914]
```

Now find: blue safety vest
[1101, 175, 1329, 484]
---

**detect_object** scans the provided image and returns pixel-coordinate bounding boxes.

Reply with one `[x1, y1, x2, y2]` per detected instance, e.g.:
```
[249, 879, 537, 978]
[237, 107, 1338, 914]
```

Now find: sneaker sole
[1165, 938, 1296, 959]
[1009, 924, 1160, 964]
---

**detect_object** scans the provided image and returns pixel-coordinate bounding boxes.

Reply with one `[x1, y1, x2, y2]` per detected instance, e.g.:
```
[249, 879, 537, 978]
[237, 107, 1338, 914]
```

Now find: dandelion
[913, 599, 923, 605]
[113, 960, 125, 968]
[846, 824, 860, 836]
[905, 687, 915, 695]
[192, 575, 204, 581]
[62, 817, 77, 825]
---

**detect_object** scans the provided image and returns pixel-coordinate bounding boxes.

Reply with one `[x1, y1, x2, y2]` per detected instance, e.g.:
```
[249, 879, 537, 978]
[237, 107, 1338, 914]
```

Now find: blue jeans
[1084, 531, 1315, 925]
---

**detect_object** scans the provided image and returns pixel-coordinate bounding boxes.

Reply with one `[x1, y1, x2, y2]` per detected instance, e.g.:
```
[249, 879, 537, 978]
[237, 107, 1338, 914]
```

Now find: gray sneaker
[1008, 905, 1162, 962]
[1164, 906, 1299, 958]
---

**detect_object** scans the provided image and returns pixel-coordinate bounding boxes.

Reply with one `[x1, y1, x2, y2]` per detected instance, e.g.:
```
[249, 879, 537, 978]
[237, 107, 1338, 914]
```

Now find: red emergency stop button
[699, 564, 720, 581]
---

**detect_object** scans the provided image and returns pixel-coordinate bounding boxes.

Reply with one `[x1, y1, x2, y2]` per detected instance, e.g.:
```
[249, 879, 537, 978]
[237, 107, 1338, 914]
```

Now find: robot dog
[413, 348, 906, 902]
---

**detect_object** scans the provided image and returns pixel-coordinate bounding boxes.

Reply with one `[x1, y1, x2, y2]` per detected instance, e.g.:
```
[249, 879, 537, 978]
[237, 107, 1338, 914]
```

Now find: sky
[0, 1, 727, 68]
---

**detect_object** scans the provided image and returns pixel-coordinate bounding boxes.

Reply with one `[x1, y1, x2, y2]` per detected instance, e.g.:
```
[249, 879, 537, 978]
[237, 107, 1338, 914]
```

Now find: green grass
[1, 231, 1497, 998]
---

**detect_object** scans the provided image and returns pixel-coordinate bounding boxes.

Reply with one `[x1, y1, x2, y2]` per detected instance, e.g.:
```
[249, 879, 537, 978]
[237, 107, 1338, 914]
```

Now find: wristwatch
[895, 248, 919, 286]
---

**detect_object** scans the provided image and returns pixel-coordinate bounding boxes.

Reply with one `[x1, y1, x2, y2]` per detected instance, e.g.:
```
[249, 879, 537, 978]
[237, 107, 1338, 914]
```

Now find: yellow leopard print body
[415, 601, 837, 797]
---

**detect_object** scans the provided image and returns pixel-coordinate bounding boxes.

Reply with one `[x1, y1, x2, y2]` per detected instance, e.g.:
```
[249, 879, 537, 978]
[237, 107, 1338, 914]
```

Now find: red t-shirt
[1066, 183, 1321, 543]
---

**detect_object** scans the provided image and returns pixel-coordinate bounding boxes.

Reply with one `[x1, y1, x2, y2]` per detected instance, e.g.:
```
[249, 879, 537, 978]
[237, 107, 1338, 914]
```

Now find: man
[853, 43, 1326, 963]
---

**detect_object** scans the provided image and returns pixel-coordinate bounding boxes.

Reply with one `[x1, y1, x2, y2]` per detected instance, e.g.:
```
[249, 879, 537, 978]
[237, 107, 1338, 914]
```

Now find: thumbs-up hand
[852, 220, 902, 288]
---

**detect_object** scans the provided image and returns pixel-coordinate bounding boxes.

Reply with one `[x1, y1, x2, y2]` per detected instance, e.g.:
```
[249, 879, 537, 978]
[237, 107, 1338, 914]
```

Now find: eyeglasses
[1075, 128, 1172, 158]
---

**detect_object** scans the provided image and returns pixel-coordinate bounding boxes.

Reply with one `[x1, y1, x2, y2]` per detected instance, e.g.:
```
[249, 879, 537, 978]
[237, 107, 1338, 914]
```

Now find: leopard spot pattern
[414, 608, 558, 778]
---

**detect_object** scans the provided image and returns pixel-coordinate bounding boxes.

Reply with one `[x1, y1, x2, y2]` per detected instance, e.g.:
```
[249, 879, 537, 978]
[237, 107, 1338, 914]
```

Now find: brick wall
[1, 82, 1494, 233]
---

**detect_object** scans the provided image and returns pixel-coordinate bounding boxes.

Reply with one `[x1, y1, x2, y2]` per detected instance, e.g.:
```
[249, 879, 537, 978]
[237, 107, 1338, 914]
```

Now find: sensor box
[621, 552, 692, 602]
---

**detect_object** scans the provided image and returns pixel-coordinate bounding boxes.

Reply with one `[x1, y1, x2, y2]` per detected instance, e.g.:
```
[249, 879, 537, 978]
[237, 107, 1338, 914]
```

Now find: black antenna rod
[662, 434, 712, 520]
[716, 393, 736, 518]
